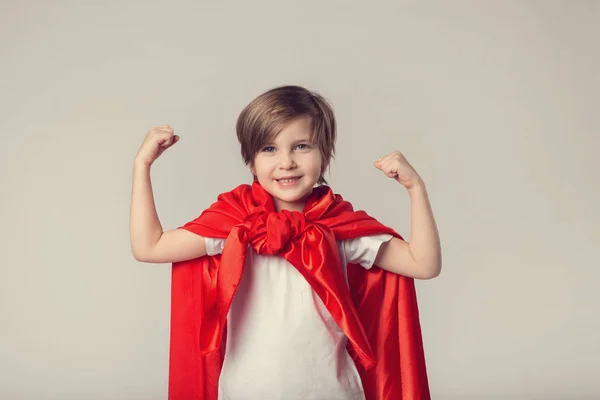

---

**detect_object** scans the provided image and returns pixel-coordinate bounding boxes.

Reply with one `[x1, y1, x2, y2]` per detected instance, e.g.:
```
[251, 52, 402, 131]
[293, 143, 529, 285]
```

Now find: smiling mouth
[276, 177, 301, 184]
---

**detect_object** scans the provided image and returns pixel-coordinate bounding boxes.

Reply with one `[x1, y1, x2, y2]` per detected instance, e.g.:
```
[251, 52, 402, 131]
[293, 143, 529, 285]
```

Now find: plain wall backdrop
[1, 1, 598, 399]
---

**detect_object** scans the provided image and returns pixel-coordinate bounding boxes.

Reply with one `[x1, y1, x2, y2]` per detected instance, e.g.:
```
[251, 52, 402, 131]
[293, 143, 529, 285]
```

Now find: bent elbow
[419, 264, 442, 280]
[131, 247, 150, 263]
[132, 251, 144, 262]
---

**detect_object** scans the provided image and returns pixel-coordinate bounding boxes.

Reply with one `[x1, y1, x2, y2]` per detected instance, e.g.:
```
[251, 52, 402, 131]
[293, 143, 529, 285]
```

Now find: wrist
[134, 157, 152, 170]
[406, 177, 425, 192]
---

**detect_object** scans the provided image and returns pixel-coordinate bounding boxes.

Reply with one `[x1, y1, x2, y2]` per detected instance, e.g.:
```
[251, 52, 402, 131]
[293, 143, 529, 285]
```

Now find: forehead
[268, 117, 314, 143]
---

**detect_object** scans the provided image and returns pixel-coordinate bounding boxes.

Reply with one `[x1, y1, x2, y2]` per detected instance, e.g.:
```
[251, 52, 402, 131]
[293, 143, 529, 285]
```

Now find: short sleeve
[342, 234, 394, 269]
[204, 237, 226, 256]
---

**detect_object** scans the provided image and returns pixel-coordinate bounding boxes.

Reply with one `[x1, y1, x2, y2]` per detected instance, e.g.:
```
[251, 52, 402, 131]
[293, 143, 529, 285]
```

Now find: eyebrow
[292, 139, 311, 144]
[262, 138, 312, 147]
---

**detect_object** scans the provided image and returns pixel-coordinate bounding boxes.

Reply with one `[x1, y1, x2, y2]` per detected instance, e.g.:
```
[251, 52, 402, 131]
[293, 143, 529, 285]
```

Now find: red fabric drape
[169, 182, 430, 399]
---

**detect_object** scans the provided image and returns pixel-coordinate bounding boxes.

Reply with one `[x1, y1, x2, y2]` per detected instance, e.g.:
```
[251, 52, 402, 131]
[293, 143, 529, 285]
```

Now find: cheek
[308, 153, 323, 173]
[252, 157, 275, 176]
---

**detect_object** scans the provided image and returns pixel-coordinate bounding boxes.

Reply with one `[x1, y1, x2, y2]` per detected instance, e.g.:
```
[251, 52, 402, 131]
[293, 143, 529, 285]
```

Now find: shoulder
[204, 237, 226, 256]
[342, 233, 394, 250]
[215, 183, 252, 201]
[341, 234, 394, 269]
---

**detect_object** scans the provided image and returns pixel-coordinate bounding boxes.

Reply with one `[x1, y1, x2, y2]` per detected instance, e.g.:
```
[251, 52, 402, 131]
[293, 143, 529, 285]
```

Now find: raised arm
[129, 125, 207, 263]
[373, 151, 442, 279]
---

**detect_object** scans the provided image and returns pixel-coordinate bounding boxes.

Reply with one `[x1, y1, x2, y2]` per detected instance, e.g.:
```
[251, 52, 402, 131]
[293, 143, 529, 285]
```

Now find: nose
[278, 152, 297, 170]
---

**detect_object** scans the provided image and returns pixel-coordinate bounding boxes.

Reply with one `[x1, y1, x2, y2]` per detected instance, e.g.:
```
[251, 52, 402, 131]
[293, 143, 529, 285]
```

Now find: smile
[276, 177, 301, 186]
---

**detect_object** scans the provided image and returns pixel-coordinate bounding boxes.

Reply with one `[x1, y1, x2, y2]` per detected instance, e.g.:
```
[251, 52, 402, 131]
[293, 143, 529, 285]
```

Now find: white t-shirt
[205, 234, 393, 400]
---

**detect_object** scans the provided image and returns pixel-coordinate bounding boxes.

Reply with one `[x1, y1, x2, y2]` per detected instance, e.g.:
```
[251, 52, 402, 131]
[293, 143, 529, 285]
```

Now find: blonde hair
[236, 85, 336, 185]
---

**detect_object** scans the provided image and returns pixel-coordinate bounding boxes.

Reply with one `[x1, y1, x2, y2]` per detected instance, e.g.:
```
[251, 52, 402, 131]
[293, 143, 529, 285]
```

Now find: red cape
[169, 182, 430, 399]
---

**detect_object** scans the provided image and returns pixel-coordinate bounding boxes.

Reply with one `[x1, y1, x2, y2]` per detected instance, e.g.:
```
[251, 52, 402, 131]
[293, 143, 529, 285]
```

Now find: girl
[130, 85, 441, 400]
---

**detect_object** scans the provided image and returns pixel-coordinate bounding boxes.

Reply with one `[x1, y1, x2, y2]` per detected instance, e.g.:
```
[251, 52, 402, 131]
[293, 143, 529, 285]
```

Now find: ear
[321, 159, 330, 175]
[249, 161, 257, 178]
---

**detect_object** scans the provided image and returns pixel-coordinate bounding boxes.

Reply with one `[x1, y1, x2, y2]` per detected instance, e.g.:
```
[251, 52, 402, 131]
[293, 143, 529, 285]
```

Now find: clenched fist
[374, 151, 423, 190]
[135, 124, 180, 166]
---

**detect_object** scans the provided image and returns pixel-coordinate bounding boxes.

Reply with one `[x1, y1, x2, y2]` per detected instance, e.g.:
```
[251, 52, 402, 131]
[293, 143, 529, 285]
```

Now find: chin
[277, 191, 311, 203]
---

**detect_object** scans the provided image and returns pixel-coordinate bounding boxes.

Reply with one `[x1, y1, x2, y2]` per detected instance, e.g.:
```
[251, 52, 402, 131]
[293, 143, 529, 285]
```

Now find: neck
[272, 190, 314, 213]
[273, 198, 307, 213]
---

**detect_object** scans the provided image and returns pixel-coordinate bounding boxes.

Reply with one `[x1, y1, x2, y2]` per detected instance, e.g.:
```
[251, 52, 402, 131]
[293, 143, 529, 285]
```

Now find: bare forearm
[407, 180, 442, 276]
[130, 161, 163, 259]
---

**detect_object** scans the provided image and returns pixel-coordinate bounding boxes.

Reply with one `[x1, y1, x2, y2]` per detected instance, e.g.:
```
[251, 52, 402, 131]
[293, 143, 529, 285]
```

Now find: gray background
[1, 1, 598, 399]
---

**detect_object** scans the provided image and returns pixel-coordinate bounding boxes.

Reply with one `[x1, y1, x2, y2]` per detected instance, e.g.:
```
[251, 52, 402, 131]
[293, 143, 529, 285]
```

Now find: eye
[295, 143, 310, 150]
[262, 146, 276, 153]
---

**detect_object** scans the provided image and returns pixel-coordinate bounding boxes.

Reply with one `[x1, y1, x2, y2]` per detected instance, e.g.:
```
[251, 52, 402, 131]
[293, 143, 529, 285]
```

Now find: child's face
[251, 117, 322, 212]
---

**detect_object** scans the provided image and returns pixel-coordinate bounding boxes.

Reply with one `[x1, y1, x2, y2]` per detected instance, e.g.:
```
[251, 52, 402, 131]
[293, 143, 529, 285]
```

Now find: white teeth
[278, 178, 299, 183]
